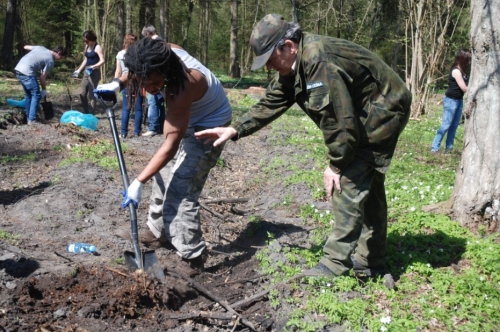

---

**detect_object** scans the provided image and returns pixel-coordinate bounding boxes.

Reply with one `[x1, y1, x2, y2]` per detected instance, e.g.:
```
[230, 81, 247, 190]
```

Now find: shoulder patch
[306, 81, 325, 90]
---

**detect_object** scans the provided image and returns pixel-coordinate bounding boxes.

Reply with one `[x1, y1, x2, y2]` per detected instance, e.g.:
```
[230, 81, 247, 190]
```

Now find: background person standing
[15, 45, 67, 125]
[72, 30, 105, 114]
[141, 25, 165, 137]
[431, 49, 471, 154]
[114, 33, 144, 138]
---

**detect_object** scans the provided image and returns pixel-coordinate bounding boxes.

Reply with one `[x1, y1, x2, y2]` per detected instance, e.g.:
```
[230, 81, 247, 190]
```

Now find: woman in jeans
[114, 34, 144, 138]
[431, 49, 471, 153]
[72, 30, 105, 114]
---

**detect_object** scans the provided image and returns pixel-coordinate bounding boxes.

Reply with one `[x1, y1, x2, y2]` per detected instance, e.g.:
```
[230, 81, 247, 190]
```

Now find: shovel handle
[98, 95, 143, 270]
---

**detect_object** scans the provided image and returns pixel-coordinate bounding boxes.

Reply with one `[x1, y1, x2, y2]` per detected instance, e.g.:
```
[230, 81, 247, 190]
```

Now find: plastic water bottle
[66, 243, 97, 254]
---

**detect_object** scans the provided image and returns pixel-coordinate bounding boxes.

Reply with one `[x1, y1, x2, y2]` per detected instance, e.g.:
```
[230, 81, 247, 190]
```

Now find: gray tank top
[172, 48, 232, 127]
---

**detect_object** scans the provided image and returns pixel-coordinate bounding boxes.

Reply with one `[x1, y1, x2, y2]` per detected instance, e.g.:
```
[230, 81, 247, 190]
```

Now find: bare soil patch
[0, 86, 318, 331]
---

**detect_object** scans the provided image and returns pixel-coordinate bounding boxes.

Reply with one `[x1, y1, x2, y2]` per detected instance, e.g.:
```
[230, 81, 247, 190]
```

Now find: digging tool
[40, 97, 54, 120]
[97, 93, 165, 279]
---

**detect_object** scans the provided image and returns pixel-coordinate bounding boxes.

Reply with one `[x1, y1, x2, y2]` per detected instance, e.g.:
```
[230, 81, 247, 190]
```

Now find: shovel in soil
[97, 94, 164, 279]
[40, 97, 54, 120]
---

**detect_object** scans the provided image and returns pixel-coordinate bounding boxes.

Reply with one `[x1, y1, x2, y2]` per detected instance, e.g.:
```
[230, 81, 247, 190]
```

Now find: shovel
[40, 97, 54, 120]
[97, 94, 164, 279]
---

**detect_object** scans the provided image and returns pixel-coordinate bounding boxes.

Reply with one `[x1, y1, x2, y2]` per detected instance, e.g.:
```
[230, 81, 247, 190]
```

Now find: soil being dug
[0, 87, 319, 331]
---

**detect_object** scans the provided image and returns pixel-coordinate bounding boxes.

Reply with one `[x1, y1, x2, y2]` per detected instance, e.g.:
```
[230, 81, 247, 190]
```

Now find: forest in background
[1, 0, 470, 117]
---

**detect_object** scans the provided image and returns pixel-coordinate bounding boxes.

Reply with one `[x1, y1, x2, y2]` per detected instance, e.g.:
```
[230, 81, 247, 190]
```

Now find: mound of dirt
[0, 87, 319, 331]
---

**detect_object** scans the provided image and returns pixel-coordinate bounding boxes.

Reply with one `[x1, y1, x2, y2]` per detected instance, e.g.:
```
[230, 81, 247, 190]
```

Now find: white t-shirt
[116, 49, 127, 74]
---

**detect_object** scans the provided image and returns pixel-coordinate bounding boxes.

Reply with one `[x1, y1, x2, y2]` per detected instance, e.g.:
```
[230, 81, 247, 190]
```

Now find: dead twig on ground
[104, 266, 129, 277]
[168, 270, 256, 331]
[167, 310, 236, 320]
[200, 202, 236, 223]
[202, 198, 249, 204]
[228, 273, 308, 310]
[213, 274, 266, 287]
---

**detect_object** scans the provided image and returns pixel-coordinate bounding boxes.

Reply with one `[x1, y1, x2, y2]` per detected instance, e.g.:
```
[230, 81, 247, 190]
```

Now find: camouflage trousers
[320, 157, 388, 276]
[146, 126, 226, 259]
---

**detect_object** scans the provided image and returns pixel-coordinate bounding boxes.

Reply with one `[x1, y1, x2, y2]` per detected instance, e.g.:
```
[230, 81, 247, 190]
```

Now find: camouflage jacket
[232, 33, 412, 173]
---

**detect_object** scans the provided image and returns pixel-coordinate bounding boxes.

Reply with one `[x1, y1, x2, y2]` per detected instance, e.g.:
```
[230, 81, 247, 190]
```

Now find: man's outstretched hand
[194, 127, 238, 147]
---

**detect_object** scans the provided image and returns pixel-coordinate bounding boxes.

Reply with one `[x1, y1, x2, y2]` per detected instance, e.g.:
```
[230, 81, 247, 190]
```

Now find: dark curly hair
[123, 38, 190, 108]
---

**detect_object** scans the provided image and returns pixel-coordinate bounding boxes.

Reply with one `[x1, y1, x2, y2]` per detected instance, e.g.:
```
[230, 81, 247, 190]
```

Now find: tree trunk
[290, 0, 299, 23]
[2, 0, 17, 70]
[159, 0, 166, 40]
[125, 0, 131, 33]
[144, 0, 155, 25]
[202, 0, 210, 66]
[182, 0, 194, 50]
[452, 0, 500, 230]
[116, 0, 124, 51]
[229, 0, 240, 78]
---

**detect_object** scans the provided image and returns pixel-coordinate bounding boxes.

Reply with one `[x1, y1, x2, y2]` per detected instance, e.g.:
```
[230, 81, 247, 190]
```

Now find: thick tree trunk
[229, 0, 240, 78]
[2, 0, 16, 70]
[452, 0, 500, 231]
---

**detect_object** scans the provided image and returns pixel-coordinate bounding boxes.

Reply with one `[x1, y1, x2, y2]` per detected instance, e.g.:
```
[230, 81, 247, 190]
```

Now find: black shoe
[302, 262, 335, 277]
[351, 256, 386, 277]
[176, 253, 206, 277]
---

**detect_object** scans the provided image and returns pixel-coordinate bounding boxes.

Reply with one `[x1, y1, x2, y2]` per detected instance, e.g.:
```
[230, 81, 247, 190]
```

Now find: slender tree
[229, 0, 240, 78]
[452, 0, 500, 230]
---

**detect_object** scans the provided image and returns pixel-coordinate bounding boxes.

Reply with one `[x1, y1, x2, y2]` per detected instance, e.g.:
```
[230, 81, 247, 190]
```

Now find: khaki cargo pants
[320, 157, 388, 276]
[146, 126, 226, 259]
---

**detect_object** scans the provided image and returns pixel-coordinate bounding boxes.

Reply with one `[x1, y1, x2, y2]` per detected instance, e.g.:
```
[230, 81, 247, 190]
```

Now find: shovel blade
[144, 251, 165, 279]
[124, 250, 165, 279]
[41, 101, 54, 120]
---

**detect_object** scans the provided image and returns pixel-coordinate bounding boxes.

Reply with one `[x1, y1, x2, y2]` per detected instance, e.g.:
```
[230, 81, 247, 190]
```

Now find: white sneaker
[141, 131, 158, 137]
[28, 120, 41, 126]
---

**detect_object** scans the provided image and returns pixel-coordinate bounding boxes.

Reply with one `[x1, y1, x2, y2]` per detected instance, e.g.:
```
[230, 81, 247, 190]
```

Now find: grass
[0, 230, 21, 244]
[240, 97, 500, 331]
[59, 139, 125, 170]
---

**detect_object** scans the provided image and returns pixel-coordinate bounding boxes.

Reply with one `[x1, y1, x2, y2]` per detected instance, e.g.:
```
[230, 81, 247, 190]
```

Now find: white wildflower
[380, 327, 388, 332]
[410, 207, 416, 212]
[380, 316, 391, 324]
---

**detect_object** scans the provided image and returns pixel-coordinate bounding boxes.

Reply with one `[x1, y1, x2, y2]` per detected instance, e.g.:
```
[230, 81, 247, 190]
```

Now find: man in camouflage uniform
[196, 14, 411, 277]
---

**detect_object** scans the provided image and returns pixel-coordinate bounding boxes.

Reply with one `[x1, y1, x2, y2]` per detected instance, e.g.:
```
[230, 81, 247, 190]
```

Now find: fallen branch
[202, 198, 249, 204]
[227, 273, 307, 310]
[105, 266, 129, 277]
[200, 202, 235, 222]
[167, 310, 236, 320]
[168, 270, 256, 331]
[213, 274, 266, 287]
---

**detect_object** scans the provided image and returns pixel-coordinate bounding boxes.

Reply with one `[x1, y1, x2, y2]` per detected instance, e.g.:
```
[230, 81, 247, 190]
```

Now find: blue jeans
[17, 74, 40, 122]
[431, 96, 463, 152]
[121, 89, 144, 136]
[147, 93, 165, 133]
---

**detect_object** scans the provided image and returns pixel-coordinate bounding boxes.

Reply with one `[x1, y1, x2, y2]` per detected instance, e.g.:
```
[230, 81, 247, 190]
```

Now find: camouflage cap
[249, 14, 289, 71]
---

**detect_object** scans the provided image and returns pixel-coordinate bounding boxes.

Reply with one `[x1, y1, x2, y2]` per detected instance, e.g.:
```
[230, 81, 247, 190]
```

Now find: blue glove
[121, 179, 143, 208]
[85, 67, 93, 76]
